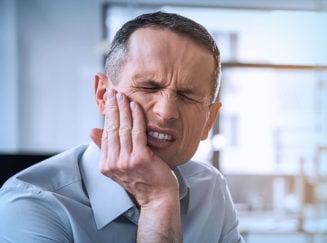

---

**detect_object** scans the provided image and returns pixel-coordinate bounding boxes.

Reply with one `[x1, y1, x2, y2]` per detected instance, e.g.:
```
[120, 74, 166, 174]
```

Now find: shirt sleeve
[0, 185, 73, 243]
[218, 176, 245, 243]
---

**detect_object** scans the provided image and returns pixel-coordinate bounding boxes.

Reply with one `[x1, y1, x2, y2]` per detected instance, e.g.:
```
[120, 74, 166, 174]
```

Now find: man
[0, 12, 244, 242]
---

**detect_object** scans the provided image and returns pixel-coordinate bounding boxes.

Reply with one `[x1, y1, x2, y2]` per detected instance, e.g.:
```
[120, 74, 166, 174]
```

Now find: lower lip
[147, 134, 174, 149]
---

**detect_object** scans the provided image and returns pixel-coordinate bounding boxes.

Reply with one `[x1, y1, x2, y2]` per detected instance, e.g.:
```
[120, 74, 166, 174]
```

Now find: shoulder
[177, 160, 228, 195]
[0, 145, 88, 241]
[0, 184, 73, 241]
[178, 160, 225, 182]
[0, 144, 89, 212]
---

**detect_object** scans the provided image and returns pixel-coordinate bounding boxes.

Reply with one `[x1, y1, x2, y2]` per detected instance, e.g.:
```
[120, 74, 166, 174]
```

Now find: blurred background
[1, 0, 326, 242]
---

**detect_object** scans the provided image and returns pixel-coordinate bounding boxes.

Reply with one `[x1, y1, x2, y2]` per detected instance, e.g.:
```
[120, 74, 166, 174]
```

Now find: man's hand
[90, 89, 182, 242]
[96, 88, 179, 206]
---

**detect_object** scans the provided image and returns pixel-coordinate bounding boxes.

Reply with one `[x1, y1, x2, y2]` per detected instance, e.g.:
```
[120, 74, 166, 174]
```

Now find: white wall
[0, 0, 105, 153]
[1, 0, 327, 154]
[0, 0, 18, 152]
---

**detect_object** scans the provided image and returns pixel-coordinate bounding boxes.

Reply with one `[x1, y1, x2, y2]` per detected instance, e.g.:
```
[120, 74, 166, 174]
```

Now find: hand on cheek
[91, 89, 179, 207]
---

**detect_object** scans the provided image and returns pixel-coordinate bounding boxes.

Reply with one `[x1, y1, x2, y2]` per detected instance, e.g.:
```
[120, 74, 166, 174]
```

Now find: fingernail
[108, 89, 115, 99]
[116, 92, 123, 102]
[130, 101, 136, 110]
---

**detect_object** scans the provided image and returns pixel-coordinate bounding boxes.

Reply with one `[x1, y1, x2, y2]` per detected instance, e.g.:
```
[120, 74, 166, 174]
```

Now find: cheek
[181, 108, 208, 140]
[127, 92, 155, 121]
[176, 112, 208, 162]
[130, 92, 148, 102]
[128, 92, 153, 110]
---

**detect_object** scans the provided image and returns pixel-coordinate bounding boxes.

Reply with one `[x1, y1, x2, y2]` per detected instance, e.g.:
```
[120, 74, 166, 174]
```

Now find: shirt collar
[172, 166, 190, 214]
[80, 142, 190, 229]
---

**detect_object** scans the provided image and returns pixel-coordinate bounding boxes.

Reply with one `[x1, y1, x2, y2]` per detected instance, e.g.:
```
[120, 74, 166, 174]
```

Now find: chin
[161, 154, 190, 168]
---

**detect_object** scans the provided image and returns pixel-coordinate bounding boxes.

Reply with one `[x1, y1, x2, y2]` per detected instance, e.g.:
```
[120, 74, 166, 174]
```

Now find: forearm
[137, 197, 182, 243]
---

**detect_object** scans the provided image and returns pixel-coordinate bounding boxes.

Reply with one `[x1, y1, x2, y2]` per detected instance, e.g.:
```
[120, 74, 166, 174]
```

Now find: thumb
[90, 128, 103, 148]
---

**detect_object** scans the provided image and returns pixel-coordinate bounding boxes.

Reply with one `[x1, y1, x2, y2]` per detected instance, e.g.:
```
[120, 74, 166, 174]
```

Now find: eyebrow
[138, 80, 198, 94]
[177, 87, 197, 95]
[138, 80, 164, 88]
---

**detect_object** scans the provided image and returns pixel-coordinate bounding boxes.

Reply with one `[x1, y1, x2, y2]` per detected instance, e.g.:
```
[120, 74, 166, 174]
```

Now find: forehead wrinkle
[127, 28, 213, 96]
[161, 42, 205, 93]
[129, 54, 209, 98]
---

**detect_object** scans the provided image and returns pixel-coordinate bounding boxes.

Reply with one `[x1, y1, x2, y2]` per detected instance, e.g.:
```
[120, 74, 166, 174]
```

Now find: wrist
[142, 193, 179, 209]
[137, 191, 182, 243]
[138, 186, 180, 208]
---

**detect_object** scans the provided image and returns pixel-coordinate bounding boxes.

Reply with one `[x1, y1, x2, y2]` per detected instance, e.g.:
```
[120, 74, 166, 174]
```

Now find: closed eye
[136, 80, 163, 92]
[178, 92, 201, 104]
[139, 86, 161, 92]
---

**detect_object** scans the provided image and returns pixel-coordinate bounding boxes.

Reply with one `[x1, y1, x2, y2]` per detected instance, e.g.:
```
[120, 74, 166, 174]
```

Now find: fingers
[117, 92, 133, 154]
[100, 88, 147, 174]
[103, 89, 120, 161]
[130, 101, 147, 148]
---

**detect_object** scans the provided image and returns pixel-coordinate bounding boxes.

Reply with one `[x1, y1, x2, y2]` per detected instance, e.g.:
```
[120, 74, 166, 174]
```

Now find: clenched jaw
[148, 131, 173, 141]
[146, 126, 177, 149]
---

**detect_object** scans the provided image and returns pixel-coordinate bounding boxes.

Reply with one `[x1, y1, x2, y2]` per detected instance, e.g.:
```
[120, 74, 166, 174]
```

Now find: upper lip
[147, 125, 178, 140]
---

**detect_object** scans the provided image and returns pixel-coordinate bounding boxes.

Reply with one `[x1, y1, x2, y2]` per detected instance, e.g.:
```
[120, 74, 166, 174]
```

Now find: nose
[153, 92, 179, 122]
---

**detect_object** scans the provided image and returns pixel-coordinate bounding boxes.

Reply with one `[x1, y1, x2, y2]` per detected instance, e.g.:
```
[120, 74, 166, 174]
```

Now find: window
[104, 4, 327, 175]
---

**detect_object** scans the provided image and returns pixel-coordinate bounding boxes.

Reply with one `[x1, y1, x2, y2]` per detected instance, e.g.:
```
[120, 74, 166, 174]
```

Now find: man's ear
[200, 102, 222, 140]
[94, 73, 108, 115]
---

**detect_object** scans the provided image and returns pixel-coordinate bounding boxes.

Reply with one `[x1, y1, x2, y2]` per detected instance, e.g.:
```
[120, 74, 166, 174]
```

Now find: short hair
[105, 11, 221, 103]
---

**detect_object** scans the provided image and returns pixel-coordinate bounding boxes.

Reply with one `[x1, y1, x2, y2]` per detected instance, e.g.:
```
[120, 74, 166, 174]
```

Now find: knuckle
[118, 153, 130, 170]
[117, 162, 129, 171]
[99, 163, 109, 174]
[99, 160, 115, 174]
[131, 128, 145, 136]
[131, 152, 144, 167]
[119, 126, 132, 136]
[106, 125, 119, 134]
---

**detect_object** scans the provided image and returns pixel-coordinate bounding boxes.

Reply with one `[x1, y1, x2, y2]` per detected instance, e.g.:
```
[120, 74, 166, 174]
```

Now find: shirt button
[126, 208, 134, 218]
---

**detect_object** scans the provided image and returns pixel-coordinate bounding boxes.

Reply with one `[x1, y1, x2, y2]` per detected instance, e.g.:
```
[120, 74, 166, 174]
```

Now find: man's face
[101, 28, 221, 167]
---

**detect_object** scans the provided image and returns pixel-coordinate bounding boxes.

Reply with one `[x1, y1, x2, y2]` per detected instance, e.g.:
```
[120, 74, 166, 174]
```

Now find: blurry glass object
[104, 4, 327, 174]
[220, 68, 327, 174]
[103, 4, 327, 241]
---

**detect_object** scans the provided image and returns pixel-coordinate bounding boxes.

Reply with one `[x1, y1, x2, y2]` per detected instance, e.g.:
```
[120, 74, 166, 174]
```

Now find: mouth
[146, 126, 177, 149]
[148, 131, 173, 141]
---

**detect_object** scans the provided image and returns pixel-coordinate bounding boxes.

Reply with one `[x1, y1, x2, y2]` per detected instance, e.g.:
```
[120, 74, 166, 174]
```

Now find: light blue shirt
[0, 143, 244, 242]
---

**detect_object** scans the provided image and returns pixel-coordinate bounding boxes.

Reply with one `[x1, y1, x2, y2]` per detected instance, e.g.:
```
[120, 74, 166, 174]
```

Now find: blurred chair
[0, 153, 53, 186]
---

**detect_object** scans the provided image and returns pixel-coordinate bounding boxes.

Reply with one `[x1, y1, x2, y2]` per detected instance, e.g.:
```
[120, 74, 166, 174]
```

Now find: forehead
[123, 28, 215, 88]
[127, 27, 212, 61]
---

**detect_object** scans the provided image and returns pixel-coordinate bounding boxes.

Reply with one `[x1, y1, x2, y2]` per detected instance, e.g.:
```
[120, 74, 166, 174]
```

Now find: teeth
[148, 131, 172, 141]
